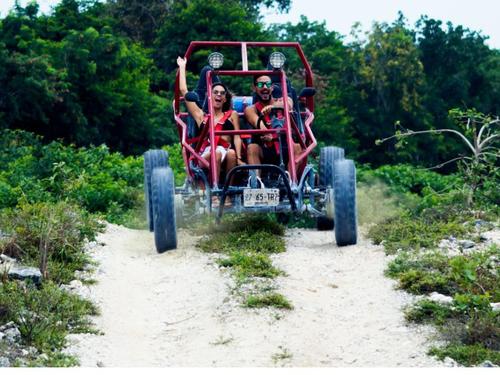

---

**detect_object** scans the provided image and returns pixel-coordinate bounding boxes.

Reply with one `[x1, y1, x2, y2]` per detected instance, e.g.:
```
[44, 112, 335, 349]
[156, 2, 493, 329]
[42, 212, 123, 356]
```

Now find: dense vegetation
[1, 0, 498, 169]
[0, 129, 144, 365]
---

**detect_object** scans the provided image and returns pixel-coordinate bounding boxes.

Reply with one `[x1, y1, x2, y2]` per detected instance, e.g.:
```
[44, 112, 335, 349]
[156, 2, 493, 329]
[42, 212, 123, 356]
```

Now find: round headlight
[208, 52, 224, 69]
[269, 52, 286, 69]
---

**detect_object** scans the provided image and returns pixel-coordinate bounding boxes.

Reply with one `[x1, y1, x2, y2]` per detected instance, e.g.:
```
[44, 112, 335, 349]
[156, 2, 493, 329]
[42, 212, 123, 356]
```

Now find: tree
[154, 0, 268, 73]
[0, 1, 176, 154]
[105, 0, 173, 46]
[346, 17, 431, 166]
[270, 17, 356, 152]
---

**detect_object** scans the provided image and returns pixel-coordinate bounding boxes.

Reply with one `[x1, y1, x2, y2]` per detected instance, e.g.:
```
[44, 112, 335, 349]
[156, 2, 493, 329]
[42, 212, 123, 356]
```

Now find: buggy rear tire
[317, 146, 345, 230]
[333, 159, 357, 246]
[144, 149, 169, 232]
[151, 167, 177, 252]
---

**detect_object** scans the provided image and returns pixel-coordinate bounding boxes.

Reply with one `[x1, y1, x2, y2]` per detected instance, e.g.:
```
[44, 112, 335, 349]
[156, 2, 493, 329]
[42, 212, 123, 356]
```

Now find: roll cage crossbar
[173, 41, 316, 189]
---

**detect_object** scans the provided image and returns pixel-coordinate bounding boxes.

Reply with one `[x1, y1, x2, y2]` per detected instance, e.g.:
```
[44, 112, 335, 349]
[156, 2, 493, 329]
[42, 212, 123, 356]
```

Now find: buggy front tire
[144, 149, 169, 232]
[333, 159, 357, 246]
[151, 167, 177, 252]
[317, 146, 345, 230]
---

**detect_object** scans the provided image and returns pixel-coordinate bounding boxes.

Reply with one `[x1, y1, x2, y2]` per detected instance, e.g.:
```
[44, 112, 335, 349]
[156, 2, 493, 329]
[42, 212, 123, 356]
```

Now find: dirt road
[64, 224, 443, 367]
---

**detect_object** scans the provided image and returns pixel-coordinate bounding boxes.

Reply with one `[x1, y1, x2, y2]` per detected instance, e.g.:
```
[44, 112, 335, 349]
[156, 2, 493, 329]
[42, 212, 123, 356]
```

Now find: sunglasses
[212, 90, 226, 96]
[256, 81, 272, 89]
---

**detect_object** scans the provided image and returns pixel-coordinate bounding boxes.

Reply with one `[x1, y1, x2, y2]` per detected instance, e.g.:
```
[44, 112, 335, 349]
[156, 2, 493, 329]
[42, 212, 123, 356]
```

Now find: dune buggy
[144, 41, 357, 252]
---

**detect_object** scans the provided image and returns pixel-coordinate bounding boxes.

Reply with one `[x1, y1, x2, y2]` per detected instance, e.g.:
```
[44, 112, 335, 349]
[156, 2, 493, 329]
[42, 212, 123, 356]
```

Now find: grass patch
[218, 251, 283, 280]
[367, 173, 499, 366]
[272, 346, 293, 363]
[386, 245, 499, 298]
[210, 335, 233, 346]
[244, 293, 293, 310]
[429, 344, 500, 366]
[21, 352, 80, 367]
[369, 213, 470, 254]
[197, 214, 291, 310]
[199, 231, 285, 254]
[398, 269, 454, 295]
[372, 214, 499, 365]
[405, 299, 455, 325]
[217, 214, 285, 236]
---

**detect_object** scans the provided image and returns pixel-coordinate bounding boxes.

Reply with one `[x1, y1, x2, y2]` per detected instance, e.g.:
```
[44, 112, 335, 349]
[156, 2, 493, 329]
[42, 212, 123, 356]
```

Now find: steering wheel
[257, 107, 283, 127]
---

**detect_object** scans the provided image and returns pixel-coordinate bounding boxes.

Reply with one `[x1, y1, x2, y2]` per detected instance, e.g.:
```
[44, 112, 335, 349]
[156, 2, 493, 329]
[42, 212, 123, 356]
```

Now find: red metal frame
[173, 41, 317, 188]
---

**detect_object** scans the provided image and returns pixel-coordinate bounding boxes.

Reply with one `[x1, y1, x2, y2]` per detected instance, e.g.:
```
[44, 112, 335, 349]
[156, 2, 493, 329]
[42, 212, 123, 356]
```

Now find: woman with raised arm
[177, 57, 244, 186]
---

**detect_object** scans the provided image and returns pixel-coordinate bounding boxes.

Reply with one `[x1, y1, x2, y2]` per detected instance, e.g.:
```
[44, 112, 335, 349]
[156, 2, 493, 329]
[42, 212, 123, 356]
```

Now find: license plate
[243, 188, 280, 207]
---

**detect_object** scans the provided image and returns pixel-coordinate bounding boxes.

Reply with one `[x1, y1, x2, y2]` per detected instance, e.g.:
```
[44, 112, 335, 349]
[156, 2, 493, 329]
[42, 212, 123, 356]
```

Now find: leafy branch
[376, 109, 499, 207]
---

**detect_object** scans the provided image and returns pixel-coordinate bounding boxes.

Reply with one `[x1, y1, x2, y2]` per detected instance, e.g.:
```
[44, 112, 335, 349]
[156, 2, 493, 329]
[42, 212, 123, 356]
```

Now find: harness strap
[201, 110, 233, 152]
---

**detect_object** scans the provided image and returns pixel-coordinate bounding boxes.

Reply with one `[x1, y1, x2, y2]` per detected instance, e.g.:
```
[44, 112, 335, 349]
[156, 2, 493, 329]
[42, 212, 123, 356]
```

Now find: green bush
[399, 269, 453, 295]
[0, 281, 98, 352]
[359, 164, 460, 196]
[369, 212, 469, 254]
[218, 251, 283, 280]
[0, 201, 103, 284]
[405, 299, 455, 325]
[0, 129, 144, 223]
[244, 293, 293, 309]
[429, 344, 500, 366]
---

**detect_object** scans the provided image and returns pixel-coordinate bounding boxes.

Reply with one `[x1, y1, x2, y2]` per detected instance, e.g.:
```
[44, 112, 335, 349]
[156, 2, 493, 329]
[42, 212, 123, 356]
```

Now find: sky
[1, 0, 499, 49]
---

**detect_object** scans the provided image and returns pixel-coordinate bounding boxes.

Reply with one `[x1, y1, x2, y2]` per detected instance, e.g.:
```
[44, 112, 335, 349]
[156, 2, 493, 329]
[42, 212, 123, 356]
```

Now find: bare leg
[225, 149, 237, 185]
[292, 142, 305, 174]
[247, 143, 263, 177]
[203, 150, 223, 186]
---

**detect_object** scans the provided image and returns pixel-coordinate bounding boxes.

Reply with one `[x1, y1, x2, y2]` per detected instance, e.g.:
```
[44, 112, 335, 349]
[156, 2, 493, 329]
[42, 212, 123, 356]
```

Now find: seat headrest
[232, 96, 253, 113]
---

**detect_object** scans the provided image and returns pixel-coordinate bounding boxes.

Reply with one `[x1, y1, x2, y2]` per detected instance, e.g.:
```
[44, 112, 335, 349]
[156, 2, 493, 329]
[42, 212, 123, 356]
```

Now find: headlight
[208, 52, 224, 69]
[269, 52, 286, 69]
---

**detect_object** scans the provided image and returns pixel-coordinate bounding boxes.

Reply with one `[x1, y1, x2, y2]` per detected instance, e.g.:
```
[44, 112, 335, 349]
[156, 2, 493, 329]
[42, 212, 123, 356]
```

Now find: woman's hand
[236, 158, 246, 166]
[177, 56, 187, 68]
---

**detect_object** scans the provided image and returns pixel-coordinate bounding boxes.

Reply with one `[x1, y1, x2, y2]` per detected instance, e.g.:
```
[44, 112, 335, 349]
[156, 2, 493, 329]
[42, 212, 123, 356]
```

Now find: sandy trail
[64, 224, 443, 367]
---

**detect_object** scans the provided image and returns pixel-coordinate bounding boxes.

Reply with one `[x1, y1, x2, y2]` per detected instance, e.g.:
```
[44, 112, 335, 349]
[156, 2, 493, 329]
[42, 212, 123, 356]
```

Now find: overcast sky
[1, 0, 499, 49]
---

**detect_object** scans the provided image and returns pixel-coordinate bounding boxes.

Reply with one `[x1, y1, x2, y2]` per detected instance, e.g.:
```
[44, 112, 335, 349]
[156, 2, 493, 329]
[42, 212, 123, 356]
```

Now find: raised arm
[177, 56, 204, 126]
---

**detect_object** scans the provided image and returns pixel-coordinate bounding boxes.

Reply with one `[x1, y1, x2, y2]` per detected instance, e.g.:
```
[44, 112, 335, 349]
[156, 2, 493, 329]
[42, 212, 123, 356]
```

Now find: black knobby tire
[144, 150, 169, 232]
[333, 159, 357, 246]
[317, 146, 345, 230]
[151, 167, 177, 252]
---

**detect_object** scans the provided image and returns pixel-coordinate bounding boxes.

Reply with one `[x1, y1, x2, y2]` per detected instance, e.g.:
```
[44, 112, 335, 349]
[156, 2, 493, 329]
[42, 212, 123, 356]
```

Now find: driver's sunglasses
[212, 89, 226, 96]
[256, 81, 272, 89]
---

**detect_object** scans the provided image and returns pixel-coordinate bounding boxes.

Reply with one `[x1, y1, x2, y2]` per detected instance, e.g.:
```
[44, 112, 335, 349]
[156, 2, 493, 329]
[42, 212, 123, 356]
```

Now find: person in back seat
[177, 57, 245, 184]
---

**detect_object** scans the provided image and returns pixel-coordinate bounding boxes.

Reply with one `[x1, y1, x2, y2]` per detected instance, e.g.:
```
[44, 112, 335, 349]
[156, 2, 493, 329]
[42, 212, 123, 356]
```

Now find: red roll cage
[173, 41, 317, 188]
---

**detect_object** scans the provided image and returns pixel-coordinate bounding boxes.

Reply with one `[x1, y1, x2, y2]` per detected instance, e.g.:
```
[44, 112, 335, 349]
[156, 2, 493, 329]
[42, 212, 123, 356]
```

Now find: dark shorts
[262, 145, 281, 165]
[263, 146, 291, 168]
